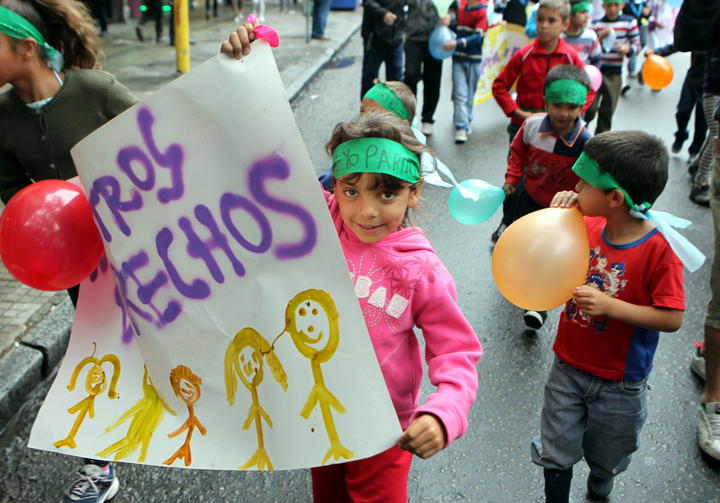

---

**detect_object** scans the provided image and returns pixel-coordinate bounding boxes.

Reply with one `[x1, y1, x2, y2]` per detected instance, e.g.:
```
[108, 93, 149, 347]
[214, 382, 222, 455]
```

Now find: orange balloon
[642, 54, 673, 90]
[492, 207, 589, 311]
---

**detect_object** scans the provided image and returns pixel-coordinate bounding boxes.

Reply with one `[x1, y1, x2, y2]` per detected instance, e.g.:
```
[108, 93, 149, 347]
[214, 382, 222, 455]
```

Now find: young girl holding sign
[0, 0, 137, 500]
[222, 28, 482, 503]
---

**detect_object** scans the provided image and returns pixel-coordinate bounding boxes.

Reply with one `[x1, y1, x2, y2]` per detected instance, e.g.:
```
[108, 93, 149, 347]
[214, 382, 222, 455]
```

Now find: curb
[0, 299, 73, 432]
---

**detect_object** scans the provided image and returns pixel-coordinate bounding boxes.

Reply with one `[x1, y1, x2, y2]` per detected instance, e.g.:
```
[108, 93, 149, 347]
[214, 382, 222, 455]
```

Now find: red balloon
[0, 180, 104, 291]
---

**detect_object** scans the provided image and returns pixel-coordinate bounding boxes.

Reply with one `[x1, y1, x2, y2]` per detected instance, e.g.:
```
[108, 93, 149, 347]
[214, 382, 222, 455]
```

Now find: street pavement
[2, 14, 720, 502]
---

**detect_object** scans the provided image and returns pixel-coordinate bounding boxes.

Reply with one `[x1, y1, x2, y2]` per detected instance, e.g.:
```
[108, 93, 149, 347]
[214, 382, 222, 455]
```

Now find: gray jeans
[531, 357, 648, 479]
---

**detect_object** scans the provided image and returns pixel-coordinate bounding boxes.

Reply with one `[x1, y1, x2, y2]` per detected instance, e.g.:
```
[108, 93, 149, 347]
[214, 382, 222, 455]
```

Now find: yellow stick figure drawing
[97, 366, 175, 462]
[54, 343, 121, 449]
[225, 327, 288, 470]
[285, 289, 354, 465]
[163, 365, 206, 467]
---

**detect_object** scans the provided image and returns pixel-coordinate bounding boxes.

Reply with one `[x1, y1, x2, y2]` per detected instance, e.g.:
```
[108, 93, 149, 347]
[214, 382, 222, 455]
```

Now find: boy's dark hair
[544, 64, 591, 94]
[584, 131, 669, 206]
[538, 0, 571, 21]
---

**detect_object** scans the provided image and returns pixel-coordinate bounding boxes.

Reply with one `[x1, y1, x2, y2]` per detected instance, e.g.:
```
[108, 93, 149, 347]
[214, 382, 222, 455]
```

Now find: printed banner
[475, 23, 530, 104]
[29, 43, 401, 471]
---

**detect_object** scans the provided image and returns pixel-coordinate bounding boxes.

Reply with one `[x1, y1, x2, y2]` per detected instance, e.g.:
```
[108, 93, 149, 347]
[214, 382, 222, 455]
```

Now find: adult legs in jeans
[404, 41, 442, 123]
[311, 0, 332, 38]
[361, 40, 404, 98]
[452, 60, 480, 131]
[595, 73, 622, 134]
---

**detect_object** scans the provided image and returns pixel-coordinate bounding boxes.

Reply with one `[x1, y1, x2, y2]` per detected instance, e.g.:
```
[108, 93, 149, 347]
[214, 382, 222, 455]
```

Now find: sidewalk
[0, 5, 361, 430]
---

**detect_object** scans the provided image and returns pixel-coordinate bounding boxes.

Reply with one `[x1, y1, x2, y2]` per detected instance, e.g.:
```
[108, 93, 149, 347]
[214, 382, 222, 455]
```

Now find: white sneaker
[698, 402, 720, 460]
[691, 342, 706, 380]
[454, 129, 468, 144]
[421, 122, 433, 136]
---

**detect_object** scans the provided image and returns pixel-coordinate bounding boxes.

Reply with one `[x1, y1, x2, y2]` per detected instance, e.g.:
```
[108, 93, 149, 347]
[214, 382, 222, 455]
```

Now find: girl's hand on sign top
[550, 191, 578, 208]
[502, 182, 516, 195]
[221, 21, 258, 59]
[397, 413, 447, 459]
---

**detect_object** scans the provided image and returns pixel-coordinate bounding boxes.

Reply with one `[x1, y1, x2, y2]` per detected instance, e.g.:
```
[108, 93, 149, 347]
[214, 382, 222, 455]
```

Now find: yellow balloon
[492, 207, 590, 311]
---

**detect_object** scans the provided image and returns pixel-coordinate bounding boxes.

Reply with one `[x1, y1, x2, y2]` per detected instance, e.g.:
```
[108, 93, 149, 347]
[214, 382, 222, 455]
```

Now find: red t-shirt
[553, 217, 685, 381]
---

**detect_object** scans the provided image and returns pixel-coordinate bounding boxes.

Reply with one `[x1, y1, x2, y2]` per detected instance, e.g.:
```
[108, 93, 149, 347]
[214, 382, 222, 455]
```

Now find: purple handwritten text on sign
[248, 154, 317, 259]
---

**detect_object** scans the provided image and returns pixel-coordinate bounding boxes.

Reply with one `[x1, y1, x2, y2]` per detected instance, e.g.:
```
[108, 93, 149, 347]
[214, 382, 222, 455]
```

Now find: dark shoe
[311, 35, 331, 41]
[135, 25, 144, 42]
[587, 473, 614, 500]
[544, 468, 573, 503]
[524, 310, 547, 330]
[621, 84, 631, 96]
[690, 184, 710, 207]
[672, 131, 688, 154]
[490, 222, 507, 243]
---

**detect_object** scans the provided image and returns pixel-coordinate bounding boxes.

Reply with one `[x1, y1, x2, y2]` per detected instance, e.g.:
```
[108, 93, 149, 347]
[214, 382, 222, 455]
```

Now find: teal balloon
[448, 179, 505, 225]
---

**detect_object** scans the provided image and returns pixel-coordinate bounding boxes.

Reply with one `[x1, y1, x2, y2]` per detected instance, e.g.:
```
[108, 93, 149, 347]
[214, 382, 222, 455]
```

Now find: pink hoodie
[323, 190, 482, 446]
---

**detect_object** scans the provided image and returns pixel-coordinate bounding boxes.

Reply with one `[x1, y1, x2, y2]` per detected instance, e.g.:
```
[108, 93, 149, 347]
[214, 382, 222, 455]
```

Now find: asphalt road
[1, 32, 719, 503]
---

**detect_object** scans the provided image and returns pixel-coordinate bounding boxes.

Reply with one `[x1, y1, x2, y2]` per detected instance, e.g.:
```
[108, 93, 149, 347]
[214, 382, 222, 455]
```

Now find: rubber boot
[544, 467, 573, 503]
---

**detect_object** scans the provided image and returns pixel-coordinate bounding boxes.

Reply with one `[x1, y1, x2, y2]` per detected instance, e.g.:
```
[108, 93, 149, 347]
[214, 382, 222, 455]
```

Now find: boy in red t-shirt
[534, 131, 685, 502]
[491, 0, 590, 243]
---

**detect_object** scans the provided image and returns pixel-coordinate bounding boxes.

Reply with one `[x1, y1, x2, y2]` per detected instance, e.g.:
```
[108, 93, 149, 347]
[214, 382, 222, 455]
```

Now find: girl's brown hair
[1, 0, 100, 69]
[325, 110, 432, 192]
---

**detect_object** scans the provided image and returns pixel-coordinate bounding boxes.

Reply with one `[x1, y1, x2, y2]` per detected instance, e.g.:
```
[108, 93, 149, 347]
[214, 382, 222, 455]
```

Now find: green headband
[332, 137, 420, 183]
[544, 79, 588, 105]
[571, 1, 591, 12]
[363, 82, 411, 122]
[572, 152, 651, 211]
[602, 0, 623, 3]
[0, 6, 63, 71]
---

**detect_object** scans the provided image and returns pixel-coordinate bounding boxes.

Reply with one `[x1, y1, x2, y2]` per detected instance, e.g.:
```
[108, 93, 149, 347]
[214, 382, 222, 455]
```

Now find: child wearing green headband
[533, 131, 685, 502]
[0, 0, 137, 501]
[498, 64, 592, 330]
[317, 112, 483, 503]
[223, 30, 482, 500]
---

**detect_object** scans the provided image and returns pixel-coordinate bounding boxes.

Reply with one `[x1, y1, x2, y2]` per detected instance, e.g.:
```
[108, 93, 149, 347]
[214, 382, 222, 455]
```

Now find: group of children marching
[0, 0, 699, 502]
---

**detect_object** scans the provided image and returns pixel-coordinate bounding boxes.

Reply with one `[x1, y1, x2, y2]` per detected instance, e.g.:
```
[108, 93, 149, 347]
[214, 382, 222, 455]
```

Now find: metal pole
[304, 0, 311, 43]
[175, 0, 191, 73]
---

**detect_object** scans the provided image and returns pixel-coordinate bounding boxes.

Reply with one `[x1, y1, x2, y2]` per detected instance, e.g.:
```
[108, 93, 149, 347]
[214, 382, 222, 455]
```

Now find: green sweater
[0, 69, 138, 204]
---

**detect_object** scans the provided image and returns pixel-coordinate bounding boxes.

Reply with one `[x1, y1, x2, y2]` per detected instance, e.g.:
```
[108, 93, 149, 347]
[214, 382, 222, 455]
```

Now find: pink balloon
[585, 65, 602, 92]
[254, 24, 280, 47]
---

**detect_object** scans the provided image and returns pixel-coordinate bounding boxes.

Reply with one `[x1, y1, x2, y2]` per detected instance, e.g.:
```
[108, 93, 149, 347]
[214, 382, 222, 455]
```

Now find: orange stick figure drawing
[225, 327, 288, 470]
[163, 365, 207, 467]
[54, 343, 120, 449]
[97, 366, 175, 462]
[285, 289, 354, 464]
